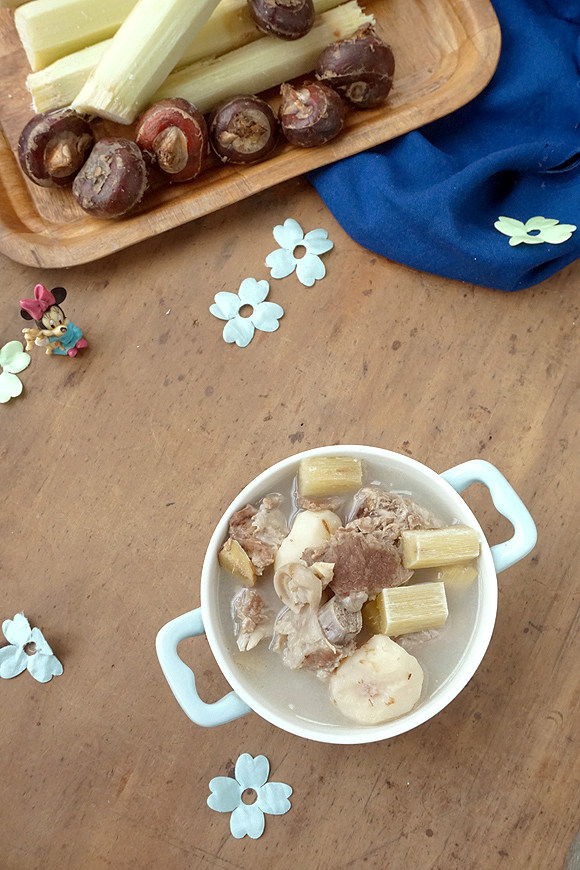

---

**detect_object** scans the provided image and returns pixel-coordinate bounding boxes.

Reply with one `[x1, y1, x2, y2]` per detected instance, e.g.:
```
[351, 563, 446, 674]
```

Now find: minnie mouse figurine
[20, 284, 87, 357]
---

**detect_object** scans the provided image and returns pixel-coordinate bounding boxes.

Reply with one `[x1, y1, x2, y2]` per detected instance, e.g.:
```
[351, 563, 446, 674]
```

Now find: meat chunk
[229, 494, 289, 573]
[322, 527, 412, 597]
[273, 605, 352, 675]
[232, 587, 270, 651]
[354, 487, 436, 537]
[295, 494, 345, 513]
[318, 595, 362, 645]
[304, 488, 437, 598]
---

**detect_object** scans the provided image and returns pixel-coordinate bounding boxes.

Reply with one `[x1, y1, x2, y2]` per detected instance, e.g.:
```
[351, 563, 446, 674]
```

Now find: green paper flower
[210, 278, 284, 348]
[494, 216, 577, 246]
[266, 218, 334, 286]
[207, 753, 292, 839]
[0, 613, 63, 682]
[0, 341, 31, 403]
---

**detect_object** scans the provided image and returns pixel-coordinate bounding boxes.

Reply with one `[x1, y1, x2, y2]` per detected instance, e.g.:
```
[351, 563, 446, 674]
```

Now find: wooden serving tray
[0, 0, 500, 267]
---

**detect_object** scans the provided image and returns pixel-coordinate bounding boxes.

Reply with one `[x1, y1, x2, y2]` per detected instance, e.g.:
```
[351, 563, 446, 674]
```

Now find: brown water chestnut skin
[247, 0, 315, 40]
[316, 25, 395, 109]
[72, 137, 148, 219]
[136, 98, 208, 183]
[279, 82, 346, 148]
[18, 109, 94, 187]
[209, 95, 278, 164]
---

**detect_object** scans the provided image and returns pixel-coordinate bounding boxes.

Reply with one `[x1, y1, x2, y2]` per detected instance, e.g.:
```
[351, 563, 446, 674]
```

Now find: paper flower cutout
[210, 278, 284, 348]
[0, 613, 63, 682]
[494, 216, 577, 246]
[0, 341, 31, 403]
[207, 753, 292, 839]
[266, 218, 334, 286]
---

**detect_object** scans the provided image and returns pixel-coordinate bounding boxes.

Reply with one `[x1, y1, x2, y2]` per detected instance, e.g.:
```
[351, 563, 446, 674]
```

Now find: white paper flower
[494, 216, 577, 246]
[266, 218, 334, 286]
[0, 341, 31, 403]
[207, 753, 292, 839]
[0, 613, 63, 682]
[210, 278, 284, 348]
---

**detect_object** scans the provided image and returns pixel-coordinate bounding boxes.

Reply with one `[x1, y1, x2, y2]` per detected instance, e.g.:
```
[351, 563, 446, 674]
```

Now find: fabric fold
[309, 0, 580, 291]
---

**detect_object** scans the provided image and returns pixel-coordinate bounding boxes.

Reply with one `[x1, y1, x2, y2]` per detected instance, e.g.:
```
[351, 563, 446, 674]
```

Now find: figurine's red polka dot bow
[20, 284, 56, 321]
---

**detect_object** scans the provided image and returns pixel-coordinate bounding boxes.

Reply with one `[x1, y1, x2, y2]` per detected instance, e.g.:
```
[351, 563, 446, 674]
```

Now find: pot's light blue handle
[156, 608, 251, 727]
[440, 459, 537, 573]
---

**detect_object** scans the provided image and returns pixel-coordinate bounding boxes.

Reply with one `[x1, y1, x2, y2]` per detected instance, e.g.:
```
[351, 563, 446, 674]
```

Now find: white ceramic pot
[156, 446, 536, 744]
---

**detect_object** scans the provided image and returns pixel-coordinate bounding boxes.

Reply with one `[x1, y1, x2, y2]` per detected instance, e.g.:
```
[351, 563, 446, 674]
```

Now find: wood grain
[0, 176, 578, 869]
[0, 0, 500, 266]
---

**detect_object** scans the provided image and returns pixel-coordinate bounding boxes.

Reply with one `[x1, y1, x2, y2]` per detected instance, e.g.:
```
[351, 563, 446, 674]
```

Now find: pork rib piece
[232, 587, 271, 651]
[305, 488, 437, 598]
[229, 494, 289, 573]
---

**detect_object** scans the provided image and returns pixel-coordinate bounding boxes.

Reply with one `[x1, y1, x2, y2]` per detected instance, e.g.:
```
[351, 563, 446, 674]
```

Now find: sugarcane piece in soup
[298, 455, 362, 497]
[436, 561, 478, 588]
[362, 581, 448, 637]
[401, 525, 480, 569]
[218, 537, 256, 585]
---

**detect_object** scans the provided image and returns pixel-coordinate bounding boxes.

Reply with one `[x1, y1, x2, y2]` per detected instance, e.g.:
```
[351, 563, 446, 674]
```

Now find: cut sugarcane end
[72, 0, 223, 124]
[298, 456, 363, 497]
[218, 537, 256, 585]
[361, 596, 382, 634]
[14, 0, 136, 73]
[436, 561, 479, 588]
[400, 525, 481, 569]
[363, 582, 449, 637]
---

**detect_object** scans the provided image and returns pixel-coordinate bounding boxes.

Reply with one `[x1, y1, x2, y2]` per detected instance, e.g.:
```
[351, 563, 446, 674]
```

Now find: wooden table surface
[1, 176, 578, 870]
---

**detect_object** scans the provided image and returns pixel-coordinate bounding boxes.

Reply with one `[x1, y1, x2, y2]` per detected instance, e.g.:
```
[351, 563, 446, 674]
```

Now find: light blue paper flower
[494, 216, 577, 246]
[0, 613, 63, 682]
[266, 218, 334, 286]
[207, 753, 292, 839]
[210, 278, 284, 348]
[0, 341, 31, 403]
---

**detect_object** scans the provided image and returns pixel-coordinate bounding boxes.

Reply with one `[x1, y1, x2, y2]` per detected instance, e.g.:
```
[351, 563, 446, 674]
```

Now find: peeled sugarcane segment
[71, 0, 223, 124]
[437, 561, 478, 588]
[153, 2, 374, 115]
[218, 537, 256, 585]
[15, 0, 136, 72]
[26, 0, 345, 114]
[176, 0, 342, 69]
[363, 582, 448, 637]
[400, 525, 480, 569]
[298, 454, 363, 498]
[28, 42, 105, 114]
[361, 596, 381, 634]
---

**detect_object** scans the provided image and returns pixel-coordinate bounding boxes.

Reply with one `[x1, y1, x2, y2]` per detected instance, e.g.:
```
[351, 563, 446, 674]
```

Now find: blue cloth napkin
[308, 0, 580, 291]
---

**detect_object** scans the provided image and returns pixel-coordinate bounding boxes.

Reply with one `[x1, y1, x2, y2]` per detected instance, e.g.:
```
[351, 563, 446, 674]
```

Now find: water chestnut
[209, 95, 278, 164]
[279, 82, 346, 148]
[316, 24, 395, 109]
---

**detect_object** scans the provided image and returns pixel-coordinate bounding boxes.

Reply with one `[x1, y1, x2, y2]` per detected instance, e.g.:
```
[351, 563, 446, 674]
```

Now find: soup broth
[213, 456, 482, 732]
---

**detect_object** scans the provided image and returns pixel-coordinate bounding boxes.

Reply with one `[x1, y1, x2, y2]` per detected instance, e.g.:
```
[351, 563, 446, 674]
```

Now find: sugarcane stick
[26, 0, 344, 113]
[15, 0, 136, 72]
[153, 3, 373, 115]
[71, 0, 223, 124]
